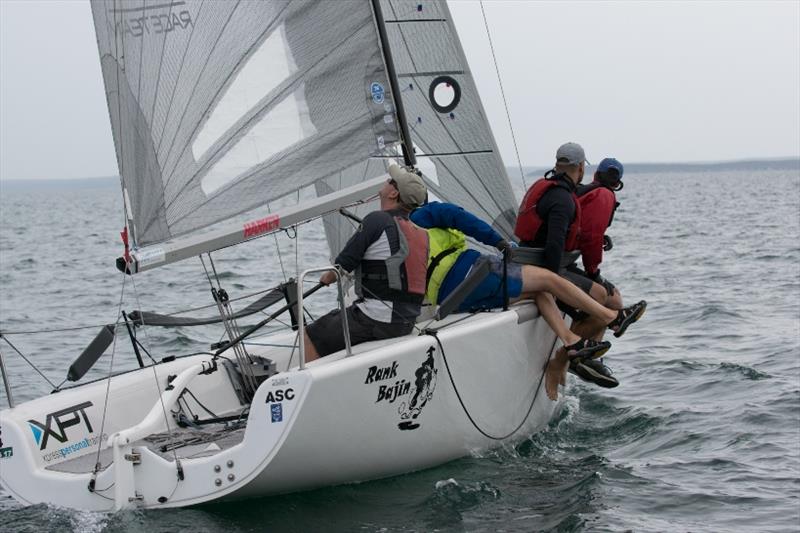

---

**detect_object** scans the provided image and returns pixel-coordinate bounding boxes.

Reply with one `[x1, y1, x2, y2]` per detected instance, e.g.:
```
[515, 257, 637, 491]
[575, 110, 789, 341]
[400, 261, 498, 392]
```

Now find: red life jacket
[358, 215, 429, 304]
[514, 176, 581, 250]
[577, 181, 619, 227]
[392, 217, 429, 297]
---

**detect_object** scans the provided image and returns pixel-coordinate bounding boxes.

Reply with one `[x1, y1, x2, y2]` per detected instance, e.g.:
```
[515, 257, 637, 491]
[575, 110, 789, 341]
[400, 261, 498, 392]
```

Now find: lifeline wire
[479, 1, 527, 189]
[0, 335, 57, 389]
[427, 328, 556, 441]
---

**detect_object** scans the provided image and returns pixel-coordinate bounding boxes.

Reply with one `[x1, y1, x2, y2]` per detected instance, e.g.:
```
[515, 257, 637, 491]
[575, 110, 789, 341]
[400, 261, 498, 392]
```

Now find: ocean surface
[1, 164, 799, 532]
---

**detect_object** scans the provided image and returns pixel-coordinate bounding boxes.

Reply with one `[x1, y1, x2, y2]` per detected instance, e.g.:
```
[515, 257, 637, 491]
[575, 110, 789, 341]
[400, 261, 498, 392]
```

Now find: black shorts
[557, 265, 617, 320]
[305, 305, 414, 357]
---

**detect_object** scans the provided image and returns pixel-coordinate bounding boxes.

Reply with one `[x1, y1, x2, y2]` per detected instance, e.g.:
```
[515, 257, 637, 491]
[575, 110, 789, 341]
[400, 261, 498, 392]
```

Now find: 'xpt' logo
[28, 402, 94, 451]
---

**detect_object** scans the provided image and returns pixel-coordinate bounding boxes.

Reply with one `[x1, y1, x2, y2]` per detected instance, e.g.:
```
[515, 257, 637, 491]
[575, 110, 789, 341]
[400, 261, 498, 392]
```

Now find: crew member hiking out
[514, 143, 646, 400]
[566, 157, 635, 388]
[304, 165, 429, 361]
[410, 201, 646, 362]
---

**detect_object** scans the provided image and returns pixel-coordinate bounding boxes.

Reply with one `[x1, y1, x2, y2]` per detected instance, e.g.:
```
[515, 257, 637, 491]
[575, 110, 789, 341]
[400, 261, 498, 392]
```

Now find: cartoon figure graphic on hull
[398, 347, 438, 430]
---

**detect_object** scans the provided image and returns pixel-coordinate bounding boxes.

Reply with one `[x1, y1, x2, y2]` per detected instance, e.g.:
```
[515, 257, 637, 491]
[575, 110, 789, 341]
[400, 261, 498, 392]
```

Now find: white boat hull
[0, 303, 559, 510]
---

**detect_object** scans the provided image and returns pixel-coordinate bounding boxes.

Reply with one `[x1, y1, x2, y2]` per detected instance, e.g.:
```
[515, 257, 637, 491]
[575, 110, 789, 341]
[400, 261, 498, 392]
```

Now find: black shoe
[568, 358, 619, 388]
[565, 338, 611, 360]
[608, 300, 647, 338]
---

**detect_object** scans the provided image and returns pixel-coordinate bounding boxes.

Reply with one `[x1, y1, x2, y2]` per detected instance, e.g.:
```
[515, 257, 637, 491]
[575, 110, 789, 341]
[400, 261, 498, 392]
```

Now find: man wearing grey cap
[304, 164, 429, 361]
[515, 144, 646, 399]
[515, 141, 588, 272]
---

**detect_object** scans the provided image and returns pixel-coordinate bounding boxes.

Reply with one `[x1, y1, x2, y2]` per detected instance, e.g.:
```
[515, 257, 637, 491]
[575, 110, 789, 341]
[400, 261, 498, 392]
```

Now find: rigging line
[206, 254, 258, 395]
[129, 272, 183, 469]
[0, 287, 282, 336]
[397, 70, 464, 78]
[159, 0, 291, 189]
[110, 1, 185, 13]
[0, 336, 57, 389]
[0, 323, 110, 335]
[92, 270, 128, 477]
[384, 18, 447, 23]
[428, 328, 555, 441]
[269, 201, 289, 283]
[480, 1, 526, 190]
[372, 149, 493, 158]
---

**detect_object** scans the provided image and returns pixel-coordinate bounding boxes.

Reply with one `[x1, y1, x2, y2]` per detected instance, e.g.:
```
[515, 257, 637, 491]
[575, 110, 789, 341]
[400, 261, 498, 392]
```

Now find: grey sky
[1, 0, 798, 180]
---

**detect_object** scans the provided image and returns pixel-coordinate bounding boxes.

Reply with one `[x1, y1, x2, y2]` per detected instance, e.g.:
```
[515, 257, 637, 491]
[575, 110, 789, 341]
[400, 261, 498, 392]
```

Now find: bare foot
[545, 348, 570, 401]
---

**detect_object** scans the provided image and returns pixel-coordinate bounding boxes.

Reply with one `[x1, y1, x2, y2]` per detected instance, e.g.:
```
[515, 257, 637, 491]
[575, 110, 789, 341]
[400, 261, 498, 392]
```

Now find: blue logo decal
[270, 403, 283, 423]
[371, 82, 385, 104]
[29, 424, 43, 446]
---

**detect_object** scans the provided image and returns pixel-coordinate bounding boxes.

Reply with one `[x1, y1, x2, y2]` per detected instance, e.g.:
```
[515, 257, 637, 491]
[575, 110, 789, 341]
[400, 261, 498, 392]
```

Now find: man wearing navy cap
[563, 157, 636, 387]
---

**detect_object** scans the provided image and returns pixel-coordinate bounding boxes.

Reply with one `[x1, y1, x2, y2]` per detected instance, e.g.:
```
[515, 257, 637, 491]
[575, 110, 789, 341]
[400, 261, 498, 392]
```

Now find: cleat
[608, 300, 647, 338]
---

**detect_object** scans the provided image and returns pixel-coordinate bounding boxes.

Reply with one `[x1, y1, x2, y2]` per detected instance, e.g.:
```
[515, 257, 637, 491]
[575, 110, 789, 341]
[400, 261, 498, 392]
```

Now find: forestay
[318, 0, 518, 261]
[91, 0, 400, 258]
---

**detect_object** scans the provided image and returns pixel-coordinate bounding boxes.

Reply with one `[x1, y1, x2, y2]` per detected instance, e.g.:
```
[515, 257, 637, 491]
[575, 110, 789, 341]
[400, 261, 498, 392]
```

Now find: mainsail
[91, 0, 399, 250]
[319, 0, 518, 261]
[91, 0, 517, 271]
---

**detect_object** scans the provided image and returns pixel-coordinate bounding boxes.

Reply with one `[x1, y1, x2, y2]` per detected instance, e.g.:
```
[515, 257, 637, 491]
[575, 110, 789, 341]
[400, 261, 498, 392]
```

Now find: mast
[370, 0, 417, 167]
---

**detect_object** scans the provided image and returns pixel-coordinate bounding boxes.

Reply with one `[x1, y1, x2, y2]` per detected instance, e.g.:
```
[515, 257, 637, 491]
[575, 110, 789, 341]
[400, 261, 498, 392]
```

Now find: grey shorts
[557, 264, 617, 320]
[305, 305, 413, 357]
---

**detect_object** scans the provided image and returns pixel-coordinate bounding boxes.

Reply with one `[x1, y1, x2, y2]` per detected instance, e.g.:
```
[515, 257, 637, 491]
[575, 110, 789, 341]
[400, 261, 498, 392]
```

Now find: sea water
[1, 164, 798, 532]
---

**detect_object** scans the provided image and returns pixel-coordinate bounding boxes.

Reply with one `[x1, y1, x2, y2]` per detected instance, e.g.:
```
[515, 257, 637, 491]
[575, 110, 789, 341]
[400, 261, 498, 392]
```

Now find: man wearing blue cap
[563, 157, 633, 387]
[515, 146, 645, 396]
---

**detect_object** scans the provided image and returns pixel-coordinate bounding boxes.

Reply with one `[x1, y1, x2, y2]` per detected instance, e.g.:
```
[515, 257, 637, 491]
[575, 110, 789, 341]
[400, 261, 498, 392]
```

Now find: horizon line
[1, 155, 798, 182]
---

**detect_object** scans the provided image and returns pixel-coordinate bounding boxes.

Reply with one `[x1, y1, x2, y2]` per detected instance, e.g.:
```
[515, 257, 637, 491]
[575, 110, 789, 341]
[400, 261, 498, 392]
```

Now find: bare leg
[512, 265, 617, 324]
[571, 316, 609, 342]
[534, 292, 580, 347]
[545, 347, 569, 401]
[571, 288, 624, 341]
[303, 331, 320, 363]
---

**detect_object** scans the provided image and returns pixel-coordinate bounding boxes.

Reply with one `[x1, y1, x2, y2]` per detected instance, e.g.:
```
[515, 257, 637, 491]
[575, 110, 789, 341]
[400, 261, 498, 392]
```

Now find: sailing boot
[607, 300, 647, 338]
[568, 358, 619, 388]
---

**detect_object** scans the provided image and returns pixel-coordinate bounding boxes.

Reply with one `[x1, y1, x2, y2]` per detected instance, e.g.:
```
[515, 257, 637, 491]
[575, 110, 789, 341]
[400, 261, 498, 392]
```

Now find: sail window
[429, 76, 461, 114]
[201, 86, 317, 195]
[192, 25, 299, 162]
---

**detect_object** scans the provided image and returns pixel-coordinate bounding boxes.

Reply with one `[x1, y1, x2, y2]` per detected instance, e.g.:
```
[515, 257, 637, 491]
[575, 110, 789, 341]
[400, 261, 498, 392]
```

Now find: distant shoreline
[519, 157, 800, 179]
[1, 158, 798, 187]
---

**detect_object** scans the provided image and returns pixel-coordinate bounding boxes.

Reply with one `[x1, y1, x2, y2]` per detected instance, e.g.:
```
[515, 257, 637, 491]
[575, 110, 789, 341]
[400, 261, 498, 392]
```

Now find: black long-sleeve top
[530, 175, 577, 273]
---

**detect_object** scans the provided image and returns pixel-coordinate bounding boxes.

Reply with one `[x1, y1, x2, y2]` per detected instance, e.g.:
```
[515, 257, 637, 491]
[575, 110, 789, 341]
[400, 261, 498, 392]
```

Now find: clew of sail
[318, 0, 518, 261]
[91, 0, 402, 269]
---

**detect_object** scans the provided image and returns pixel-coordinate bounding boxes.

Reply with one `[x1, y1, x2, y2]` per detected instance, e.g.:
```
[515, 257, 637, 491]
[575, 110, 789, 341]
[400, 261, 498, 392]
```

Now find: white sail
[318, 0, 519, 261]
[91, 0, 400, 254]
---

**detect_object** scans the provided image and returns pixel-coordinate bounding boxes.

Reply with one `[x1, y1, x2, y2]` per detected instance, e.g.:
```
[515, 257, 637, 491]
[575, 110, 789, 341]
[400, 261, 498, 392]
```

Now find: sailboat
[0, 0, 562, 510]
